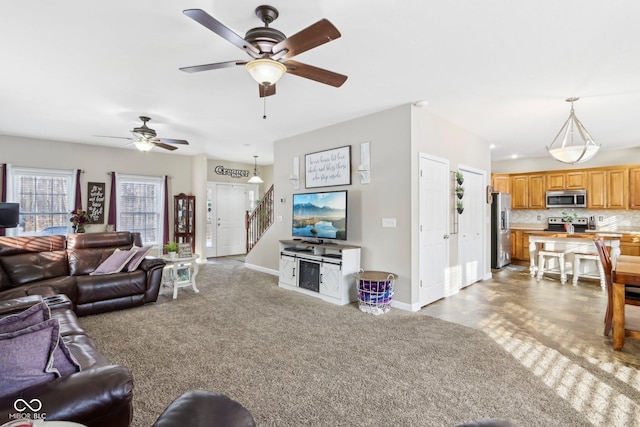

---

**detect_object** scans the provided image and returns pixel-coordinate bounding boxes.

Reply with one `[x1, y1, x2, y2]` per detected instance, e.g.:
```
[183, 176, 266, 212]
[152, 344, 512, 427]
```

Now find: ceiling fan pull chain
[263, 96, 267, 119]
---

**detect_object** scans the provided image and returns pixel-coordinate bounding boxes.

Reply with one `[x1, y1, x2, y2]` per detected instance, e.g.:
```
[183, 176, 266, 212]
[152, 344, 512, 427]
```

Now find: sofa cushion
[76, 271, 146, 304]
[0, 318, 60, 397]
[0, 250, 69, 287]
[90, 250, 137, 275]
[0, 302, 81, 378]
[125, 245, 153, 272]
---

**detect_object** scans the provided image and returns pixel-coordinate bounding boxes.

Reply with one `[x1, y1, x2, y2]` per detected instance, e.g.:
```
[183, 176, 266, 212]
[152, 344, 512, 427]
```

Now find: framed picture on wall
[305, 146, 351, 188]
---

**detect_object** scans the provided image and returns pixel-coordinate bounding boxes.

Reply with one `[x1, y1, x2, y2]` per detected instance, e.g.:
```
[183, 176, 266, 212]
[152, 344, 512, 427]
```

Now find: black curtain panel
[107, 172, 117, 230]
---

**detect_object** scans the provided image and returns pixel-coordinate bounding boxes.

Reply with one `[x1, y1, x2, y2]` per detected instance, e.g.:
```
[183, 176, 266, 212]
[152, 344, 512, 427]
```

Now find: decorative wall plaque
[305, 146, 351, 188]
[87, 182, 105, 224]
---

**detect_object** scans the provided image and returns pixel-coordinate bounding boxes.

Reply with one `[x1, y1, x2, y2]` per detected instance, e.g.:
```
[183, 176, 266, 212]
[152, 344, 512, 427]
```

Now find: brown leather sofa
[0, 295, 134, 427]
[0, 232, 165, 315]
[0, 232, 166, 426]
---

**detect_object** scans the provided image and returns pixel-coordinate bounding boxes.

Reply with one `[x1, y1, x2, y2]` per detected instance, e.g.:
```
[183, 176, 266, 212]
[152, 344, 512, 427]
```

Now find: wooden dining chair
[593, 238, 640, 336]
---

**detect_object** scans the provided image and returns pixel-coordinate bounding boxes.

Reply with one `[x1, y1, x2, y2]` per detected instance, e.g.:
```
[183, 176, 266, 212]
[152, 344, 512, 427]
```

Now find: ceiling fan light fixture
[546, 97, 600, 164]
[133, 138, 155, 152]
[245, 59, 286, 86]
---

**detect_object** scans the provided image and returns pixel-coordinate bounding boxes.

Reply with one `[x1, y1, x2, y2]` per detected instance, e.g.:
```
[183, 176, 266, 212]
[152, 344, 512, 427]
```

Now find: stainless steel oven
[545, 190, 587, 208]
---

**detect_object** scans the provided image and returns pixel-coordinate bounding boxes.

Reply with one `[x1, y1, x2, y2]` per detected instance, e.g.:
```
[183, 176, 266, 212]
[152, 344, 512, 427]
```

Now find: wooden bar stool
[537, 249, 569, 284]
[572, 252, 606, 288]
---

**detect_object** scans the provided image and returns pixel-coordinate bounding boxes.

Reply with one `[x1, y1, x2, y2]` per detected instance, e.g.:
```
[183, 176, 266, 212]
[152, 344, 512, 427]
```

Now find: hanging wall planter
[455, 171, 464, 185]
[455, 185, 464, 199]
[456, 201, 464, 214]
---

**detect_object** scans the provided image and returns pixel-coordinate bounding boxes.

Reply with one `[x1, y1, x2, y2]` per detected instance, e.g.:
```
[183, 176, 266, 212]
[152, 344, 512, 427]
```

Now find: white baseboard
[244, 263, 279, 276]
[391, 299, 422, 312]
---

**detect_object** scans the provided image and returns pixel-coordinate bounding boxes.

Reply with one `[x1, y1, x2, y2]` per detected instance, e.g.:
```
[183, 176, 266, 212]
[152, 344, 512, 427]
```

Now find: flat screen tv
[0, 203, 19, 228]
[292, 190, 347, 241]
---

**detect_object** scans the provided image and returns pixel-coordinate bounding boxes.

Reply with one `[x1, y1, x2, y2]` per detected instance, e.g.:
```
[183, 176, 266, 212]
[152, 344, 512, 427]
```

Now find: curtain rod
[107, 172, 172, 179]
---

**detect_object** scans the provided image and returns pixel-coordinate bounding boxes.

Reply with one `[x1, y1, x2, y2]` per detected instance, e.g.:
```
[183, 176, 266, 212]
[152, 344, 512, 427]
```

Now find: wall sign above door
[214, 165, 250, 179]
[305, 145, 351, 188]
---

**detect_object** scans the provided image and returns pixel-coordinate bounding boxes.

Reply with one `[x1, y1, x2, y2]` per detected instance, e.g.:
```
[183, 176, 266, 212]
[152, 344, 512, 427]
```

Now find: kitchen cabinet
[587, 168, 628, 209]
[546, 171, 586, 191]
[510, 174, 545, 209]
[510, 229, 530, 261]
[621, 234, 640, 256]
[629, 167, 640, 209]
[491, 174, 510, 193]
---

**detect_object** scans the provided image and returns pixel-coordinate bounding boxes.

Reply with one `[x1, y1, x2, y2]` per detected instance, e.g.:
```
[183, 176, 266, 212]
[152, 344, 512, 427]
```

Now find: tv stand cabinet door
[280, 254, 297, 287]
[320, 262, 341, 298]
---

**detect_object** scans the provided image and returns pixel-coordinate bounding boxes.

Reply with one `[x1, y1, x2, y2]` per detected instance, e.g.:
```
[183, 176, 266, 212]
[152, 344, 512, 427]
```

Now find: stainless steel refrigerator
[491, 192, 511, 269]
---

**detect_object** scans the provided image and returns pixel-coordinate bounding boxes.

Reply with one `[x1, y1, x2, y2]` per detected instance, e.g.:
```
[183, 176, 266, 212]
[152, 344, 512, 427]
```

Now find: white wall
[0, 134, 193, 241]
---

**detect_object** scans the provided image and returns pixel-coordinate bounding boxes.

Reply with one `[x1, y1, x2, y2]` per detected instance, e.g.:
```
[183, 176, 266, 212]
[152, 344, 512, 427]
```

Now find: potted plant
[163, 242, 178, 259]
[456, 200, 464, 214]
[561, 211, 578, 233]
[455, 185, 465, 199]
[70, 209, 91, 233]
[455, 171, 464, 185]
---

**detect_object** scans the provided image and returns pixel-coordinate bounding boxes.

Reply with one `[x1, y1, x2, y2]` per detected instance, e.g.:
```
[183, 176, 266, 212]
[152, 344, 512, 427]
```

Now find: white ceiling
[2, 1, 639, 165]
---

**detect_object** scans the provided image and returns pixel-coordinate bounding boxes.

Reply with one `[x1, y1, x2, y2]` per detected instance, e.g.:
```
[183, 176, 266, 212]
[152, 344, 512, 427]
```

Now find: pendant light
[248, 155, 264, 184]
[547, 97, 600, 164]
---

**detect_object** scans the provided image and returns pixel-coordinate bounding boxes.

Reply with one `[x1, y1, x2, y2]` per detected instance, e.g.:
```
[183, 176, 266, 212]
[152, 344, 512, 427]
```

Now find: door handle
[443, 235, 449, 239]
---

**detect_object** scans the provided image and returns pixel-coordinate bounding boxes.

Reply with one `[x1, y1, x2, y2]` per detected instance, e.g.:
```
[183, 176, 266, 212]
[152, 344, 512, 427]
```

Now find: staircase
[245, 184, 274, 253]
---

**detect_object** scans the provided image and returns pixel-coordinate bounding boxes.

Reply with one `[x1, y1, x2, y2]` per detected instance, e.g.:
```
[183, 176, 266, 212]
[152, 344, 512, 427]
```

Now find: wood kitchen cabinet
[587, 168, 628, 209]
[491, 174, 510, 194]
[509, 229, 531, 261]
[546, 170, 586, 191]
[510, 174, 545, 209]
[621, 234, 640, 256]
[629, 167, 640, 209]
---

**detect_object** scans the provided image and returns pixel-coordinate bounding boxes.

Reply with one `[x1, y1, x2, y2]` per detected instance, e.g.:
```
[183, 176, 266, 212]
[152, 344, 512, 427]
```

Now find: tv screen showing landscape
[292, 191, 347, 240]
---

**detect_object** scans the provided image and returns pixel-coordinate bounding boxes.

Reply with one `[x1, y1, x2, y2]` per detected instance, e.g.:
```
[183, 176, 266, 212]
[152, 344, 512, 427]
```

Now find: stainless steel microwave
[545, 190, 587, 208]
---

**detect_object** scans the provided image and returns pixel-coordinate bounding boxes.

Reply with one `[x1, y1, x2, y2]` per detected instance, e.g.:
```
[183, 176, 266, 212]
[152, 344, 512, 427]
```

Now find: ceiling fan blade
[284, 60, 347, 87]
[158, 138, 189, 145]
[259, 84, 276, 98]
[153, 142, 178, 151]
[272, 19, 341, 60]
[93, 135, 133, 141]
[183, 9, 260, 57]
[180, 60, 247, 73]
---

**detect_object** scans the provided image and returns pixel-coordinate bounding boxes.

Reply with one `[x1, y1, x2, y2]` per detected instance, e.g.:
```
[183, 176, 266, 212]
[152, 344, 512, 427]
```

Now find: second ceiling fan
[180, 5, 348, 98]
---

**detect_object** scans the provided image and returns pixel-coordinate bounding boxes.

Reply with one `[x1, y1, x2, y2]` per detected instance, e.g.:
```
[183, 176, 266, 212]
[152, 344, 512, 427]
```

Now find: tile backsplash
[510, 208, 640, 229]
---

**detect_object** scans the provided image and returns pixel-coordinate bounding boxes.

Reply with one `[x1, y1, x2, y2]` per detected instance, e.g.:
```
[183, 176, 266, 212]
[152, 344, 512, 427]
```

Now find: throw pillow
[0, 302, 81, 379]
[0, 302, 50, 333]
[125, 245, 153, 272]
[90, 249, 137, 275]
[0, 318, 60, 397]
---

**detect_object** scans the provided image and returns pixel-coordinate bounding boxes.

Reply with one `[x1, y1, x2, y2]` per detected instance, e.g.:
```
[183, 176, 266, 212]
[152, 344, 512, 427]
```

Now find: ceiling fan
[180, 5, 348, 98]
[95, 116, 189, 152]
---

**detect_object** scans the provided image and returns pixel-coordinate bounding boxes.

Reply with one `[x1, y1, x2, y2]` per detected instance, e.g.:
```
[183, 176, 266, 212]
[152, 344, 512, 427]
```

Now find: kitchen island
[525, 232, 621, 281]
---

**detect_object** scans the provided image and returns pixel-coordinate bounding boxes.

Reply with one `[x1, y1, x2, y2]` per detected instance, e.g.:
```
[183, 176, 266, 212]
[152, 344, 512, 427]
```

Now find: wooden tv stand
[278, 240, 361, 305]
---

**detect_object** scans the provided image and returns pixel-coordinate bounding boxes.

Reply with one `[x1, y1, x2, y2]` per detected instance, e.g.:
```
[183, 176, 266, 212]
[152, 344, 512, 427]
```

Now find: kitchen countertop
[510, 223, 640, 235]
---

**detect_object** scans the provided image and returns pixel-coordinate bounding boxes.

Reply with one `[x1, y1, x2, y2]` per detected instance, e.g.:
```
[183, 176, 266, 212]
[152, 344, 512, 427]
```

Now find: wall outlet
[536, 215, 542, 221]
[277, 216, 283, 223]
[382, 218, 397, 228]
[599, 216, 604, 222]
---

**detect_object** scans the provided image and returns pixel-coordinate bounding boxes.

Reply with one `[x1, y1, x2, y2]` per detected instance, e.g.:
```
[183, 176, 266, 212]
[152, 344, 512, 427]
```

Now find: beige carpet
[81, 261, 600, 426]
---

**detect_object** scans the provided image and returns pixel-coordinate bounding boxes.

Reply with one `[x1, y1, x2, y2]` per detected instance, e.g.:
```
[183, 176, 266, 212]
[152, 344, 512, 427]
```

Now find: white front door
[458, 167, 485, 288]
[216, 184, 248, 256]
[205, 183, 216, 258]
[419, 153, 449, 307]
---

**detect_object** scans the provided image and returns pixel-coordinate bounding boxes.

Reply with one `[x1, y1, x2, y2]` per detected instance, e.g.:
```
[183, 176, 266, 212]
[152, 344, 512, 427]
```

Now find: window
[7, 166, 76, 236]
[116, 174, 164, 246]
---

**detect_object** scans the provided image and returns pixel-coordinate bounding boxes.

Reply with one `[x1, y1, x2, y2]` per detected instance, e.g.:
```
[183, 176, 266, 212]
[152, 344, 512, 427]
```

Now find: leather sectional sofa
[0, 232, 166, 426]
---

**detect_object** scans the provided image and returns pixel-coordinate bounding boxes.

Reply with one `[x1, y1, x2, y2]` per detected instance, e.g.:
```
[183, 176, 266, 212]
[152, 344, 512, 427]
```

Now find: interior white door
[458, 168, 485, 288]
[216, 184, 247, 256]
[419, 154, 449, 307]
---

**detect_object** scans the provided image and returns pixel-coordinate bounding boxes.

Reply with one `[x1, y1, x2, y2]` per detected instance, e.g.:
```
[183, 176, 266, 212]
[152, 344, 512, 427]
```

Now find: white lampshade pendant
[133, 138, 155, 152]
[245, 59, 287, 86]
[547, 97, 600, 164]
[248, 155, 263, 184]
